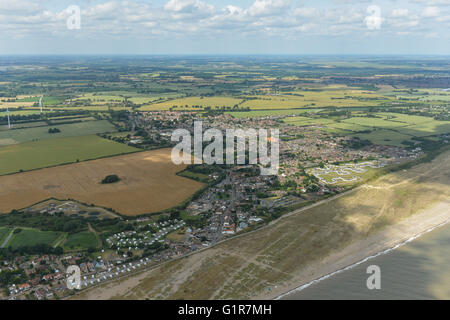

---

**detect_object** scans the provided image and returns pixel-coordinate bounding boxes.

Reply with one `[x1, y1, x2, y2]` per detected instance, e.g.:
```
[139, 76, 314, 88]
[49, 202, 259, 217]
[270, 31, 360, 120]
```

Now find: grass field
[0, 121, 48, 131]
[396, 121, 450, 137]
[283, 112, 450, 146]
[0, 148, 204, 216]
[6, 228, 62, 249]
[74, 93, 125, 105]
[342, 117, 408, 129]
[226, 109, 321, 118]
[178, 170, 210, 182]
[0, 120, 117, 146]
[375, 113, 437, 125]
[0, 227, 11, 243]
[0, 135, 139, 175]
[324, 122, 369, 133]
[51, 106, 131, 111]
[351, 129, 413, 147]
[284, 116, 335, 126]
[239, 90, 388, 109]
[63, 232, 99, 250]
[141, 96, 244, 110]
[74, 149, 450, 300]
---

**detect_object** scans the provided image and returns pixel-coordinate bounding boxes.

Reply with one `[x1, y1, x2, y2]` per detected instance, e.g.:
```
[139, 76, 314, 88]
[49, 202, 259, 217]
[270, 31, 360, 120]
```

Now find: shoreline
[264, 200, 450, 300]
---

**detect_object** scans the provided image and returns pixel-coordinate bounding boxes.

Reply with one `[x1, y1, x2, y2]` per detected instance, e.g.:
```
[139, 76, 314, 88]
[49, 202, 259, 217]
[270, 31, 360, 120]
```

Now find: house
[19, 283, 30, 291]
[42, 274, 53, 281]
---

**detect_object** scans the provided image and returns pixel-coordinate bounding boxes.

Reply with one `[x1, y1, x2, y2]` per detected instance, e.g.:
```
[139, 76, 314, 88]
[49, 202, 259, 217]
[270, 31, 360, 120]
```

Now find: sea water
[282, 223, 450, 300]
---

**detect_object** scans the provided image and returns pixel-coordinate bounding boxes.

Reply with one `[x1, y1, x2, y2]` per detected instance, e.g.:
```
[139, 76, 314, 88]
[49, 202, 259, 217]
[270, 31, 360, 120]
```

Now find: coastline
[265, 200, 450, 300]
[72, 149, 450, 300]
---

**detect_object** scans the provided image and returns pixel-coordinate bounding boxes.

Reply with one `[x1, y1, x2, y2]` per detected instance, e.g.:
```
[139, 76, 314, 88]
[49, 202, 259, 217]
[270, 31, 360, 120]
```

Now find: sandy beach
[270, 200, 450, 300]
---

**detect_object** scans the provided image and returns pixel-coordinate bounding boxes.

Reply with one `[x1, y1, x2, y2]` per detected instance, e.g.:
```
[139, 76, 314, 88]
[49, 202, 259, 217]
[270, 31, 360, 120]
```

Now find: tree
[101, 174, 120, 184]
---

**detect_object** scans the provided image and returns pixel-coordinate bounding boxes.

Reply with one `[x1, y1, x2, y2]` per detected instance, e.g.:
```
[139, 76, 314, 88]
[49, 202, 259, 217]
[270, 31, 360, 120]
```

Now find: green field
[15, 96, 67, 106]
[342, 117, 408, 129]
[63, 232, 99, 250]
[239, 90, 388, 109]
[284, 116, 335, 126]
[0, 121, 48, 131]
[375, 113, 436, 125]
[0, 120, 117, 146]
[226, 109, 321, 118]
[0, 135, 139, 175]
[324, 122, 369, 133]
[6, 228, 62, 249]
[396, 121, 450, 137]
[141, 96, 244, 110]
[282, 112, 450, 146]
[0, 227, 11, 244]
[178, 170, 210, 182]
[351, 129, 413, 147]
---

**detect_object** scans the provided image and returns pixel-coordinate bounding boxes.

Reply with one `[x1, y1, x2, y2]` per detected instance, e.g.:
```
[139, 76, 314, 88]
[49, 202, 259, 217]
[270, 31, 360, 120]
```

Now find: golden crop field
[0, 101, 35, 109]
[0, 148, 204, 216]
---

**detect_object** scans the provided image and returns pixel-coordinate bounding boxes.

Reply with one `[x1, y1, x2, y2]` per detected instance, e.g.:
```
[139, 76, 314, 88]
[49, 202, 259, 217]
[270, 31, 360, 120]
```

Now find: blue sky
[0, 0, 449, 55]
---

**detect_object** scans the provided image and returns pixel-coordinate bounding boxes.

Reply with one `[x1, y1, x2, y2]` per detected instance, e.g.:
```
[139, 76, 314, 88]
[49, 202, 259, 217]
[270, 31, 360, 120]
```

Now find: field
[391, 89, 450, 102]
[73, 93, 126, 105]
[63, 232, 99, 251]
[396, 121, 450, 137]
[0, 148, 204, 216]
[0, 227, 10, 243]
[140, 96, 244, 111]
[0, 120, 117, 146]
[284, 116, 335, 126]
[226, 109, 321, 118]
[342, 117, 408, 128]
[283, 112, 450, 147]
[239, 90, 388, 109]
[0, 109, 42, 116]
[0, 121, 48, 131]
[6, 228, 62, 249]
[351, 129, 414, 147]
[74, 149, 450, 300]
[323, 122, 369, 134]
[0, 135, 139, 175]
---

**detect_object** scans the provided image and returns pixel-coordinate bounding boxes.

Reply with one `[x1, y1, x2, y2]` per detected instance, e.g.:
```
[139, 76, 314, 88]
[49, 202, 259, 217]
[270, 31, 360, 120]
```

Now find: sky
[0, 0, 449, 55]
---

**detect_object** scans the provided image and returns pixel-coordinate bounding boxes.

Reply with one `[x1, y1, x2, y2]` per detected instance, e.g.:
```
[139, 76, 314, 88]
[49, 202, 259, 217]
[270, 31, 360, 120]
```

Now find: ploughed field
[0, 148, 204, 216]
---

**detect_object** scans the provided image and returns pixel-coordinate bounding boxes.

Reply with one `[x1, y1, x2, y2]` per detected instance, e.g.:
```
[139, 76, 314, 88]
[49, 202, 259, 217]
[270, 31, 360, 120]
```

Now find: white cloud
[164, 0, 214, 14]
[247, 0, 291, 17]
[0, 0, 448, 44]
[0, 0, 39, 13]
[422, 6, 441, 17]
[294, 7, 318, 18]
[391, 8, 409, 17]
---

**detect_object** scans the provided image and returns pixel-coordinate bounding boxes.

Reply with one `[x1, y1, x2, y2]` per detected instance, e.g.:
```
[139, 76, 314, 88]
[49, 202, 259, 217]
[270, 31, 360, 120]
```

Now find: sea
[281, 223, 450, 300]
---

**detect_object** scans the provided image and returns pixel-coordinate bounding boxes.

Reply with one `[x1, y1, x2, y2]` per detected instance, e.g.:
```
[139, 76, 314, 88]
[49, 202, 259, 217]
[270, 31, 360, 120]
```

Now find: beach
[272, 200, 450, 300]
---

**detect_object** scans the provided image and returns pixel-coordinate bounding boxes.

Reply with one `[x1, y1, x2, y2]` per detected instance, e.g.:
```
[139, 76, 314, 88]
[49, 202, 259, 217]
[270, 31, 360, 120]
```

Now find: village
[0, 110, 428, 300]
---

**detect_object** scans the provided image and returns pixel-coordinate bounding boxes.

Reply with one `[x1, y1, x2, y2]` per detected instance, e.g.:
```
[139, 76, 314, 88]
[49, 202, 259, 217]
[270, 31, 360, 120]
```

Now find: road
[0, 228, 15, 248]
